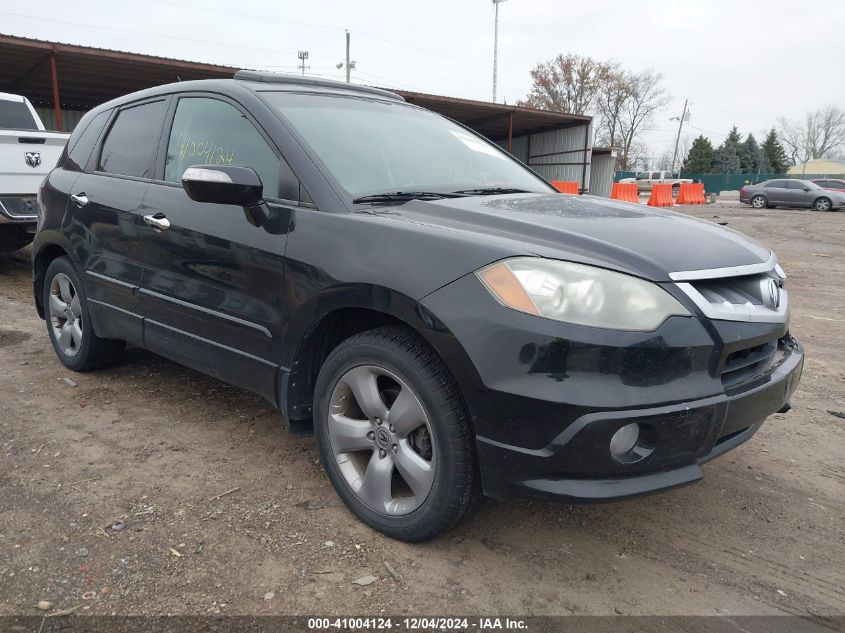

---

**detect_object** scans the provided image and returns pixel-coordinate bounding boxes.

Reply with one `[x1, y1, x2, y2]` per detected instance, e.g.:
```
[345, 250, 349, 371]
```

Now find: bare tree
[615, 70, 670, 170]
[778, 105, 845, 165]
[519, 54, 611, 115]
[519, 54, 670, 170]
[594, 64, 630, 150]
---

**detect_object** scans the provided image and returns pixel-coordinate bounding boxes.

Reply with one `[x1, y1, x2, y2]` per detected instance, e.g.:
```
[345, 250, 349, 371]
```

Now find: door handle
[143, 213, 171, 232]
[69, 193, 89, 208]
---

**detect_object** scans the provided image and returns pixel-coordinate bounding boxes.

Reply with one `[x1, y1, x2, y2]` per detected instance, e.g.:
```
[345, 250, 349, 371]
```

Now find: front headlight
[476, 257, 690, 331]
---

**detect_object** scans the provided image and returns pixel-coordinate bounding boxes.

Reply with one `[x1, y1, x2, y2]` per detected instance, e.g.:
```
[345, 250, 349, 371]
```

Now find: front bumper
[420, 272, 804, 503]
[475, 342, 802, 501]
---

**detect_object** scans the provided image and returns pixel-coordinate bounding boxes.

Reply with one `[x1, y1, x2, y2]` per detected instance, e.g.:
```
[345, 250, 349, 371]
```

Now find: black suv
[34, 72, 803, 541]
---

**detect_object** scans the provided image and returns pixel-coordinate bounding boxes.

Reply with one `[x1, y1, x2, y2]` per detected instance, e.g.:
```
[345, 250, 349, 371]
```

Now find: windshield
[262, 92, 553, 198]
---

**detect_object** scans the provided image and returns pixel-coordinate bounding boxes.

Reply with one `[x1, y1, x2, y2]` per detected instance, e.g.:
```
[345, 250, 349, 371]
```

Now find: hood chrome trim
[669, 252, 775, 281]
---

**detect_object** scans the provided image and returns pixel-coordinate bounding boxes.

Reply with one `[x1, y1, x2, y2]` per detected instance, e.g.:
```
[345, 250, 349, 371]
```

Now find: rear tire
[313, 326, 481, 542]
[43, 257, 125, 372]
[814, 197, 832, 212]
[751, 194, 767, 209]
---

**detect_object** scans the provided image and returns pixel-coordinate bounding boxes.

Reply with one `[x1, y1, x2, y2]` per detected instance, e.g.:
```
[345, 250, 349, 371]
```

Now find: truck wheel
[313, 326, 481, 542]
[0, 225, 33, 253]
[814, 197, 832, 212]
[751, 195, 767, 209]
[43, 257, 125, 371]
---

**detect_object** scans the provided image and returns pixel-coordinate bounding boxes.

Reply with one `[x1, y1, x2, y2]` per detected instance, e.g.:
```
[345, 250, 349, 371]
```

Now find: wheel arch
[814, 195, 832, 210]
[280, 287, 483, 438]
[32, 237, 76, 318]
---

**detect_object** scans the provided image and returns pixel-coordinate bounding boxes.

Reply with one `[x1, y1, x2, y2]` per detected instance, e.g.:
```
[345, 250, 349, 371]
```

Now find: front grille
[673, 268, 788, 324]
[0, 195, 38, 218]
[721, 340, 779, 388]
[690, 273, 772, 307]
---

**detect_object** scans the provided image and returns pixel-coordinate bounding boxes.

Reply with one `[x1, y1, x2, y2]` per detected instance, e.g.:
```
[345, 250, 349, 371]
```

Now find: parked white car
[0, 92, 70, 252]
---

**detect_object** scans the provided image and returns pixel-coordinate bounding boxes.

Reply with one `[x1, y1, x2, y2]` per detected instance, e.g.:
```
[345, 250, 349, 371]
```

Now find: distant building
[787, 158, 845, 177]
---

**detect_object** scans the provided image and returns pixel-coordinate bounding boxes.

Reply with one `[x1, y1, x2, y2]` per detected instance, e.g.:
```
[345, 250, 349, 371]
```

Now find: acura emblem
[25, 152, 41, 168]
[766, 278, 780, 309]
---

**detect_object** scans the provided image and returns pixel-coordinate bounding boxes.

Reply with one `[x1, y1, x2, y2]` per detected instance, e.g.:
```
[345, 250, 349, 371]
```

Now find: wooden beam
[50, 50, 63, 132]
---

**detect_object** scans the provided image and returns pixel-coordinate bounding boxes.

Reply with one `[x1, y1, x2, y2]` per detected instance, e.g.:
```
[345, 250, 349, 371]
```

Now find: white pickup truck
[1, 92, 70, 252]
[619, 170, 694, 195]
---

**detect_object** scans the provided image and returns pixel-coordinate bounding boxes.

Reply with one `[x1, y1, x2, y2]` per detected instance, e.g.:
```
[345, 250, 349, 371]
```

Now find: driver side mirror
[802, 186, 810, 192]
[181, 165, 270, 227]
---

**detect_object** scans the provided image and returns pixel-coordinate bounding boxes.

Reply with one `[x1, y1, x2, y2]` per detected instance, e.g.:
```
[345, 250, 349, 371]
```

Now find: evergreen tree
[682, 135, 715, 173]
[761, 128, 790, 173]
[715, 126, 742, 174]
[739, 133, 763, 174]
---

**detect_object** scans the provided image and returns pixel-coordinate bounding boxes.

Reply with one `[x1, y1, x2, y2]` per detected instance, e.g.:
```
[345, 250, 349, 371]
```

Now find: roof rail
[234, 70, 404, 102]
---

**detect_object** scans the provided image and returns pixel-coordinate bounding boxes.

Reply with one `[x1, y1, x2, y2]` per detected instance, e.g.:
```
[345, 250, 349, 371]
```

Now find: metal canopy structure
[0, 34, 597, 191]
[0, 34, 235, 128]
[0, 34, 589, 138]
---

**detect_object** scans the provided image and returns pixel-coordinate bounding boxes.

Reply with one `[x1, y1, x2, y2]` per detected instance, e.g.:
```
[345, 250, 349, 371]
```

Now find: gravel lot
[0, 202, 843, 620]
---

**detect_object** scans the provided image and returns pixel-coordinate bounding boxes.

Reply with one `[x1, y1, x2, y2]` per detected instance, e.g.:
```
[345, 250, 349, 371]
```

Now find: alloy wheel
[49, 272, 83, 357]
[751, 195, 766, 209]
[328, 364, 435, 516]
[816, 198, 831, 212]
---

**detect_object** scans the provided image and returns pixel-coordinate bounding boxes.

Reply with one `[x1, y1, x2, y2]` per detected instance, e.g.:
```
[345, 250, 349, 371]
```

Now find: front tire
[313, 327, 481, 542]
[751, 194, 767, 209]
[43, 257, 125, 371]
[814, 197, 832, 212]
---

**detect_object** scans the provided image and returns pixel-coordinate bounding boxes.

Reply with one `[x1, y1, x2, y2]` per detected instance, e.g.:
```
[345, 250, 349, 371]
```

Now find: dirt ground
[0, 202, 843, 620]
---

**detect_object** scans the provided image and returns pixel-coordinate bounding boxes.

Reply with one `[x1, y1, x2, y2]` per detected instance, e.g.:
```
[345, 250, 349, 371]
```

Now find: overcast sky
[3, 0, 844, 157]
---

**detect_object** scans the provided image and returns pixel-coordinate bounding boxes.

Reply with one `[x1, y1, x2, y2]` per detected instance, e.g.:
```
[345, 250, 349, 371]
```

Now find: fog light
[609, 423, 640, 457]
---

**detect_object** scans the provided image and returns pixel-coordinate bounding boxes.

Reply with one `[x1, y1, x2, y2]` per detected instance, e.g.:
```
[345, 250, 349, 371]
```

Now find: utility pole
[297, 50, 309, 76]
[492, 0, 506, 103]
[336, 31, 356, 82]
[671, 98, 689, 174]
[345, 31, 351, 83]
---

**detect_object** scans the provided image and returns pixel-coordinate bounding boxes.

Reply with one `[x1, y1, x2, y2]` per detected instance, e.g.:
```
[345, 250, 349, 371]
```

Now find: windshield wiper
[452, 187, 529, 195]
[352, 191, 458, 204]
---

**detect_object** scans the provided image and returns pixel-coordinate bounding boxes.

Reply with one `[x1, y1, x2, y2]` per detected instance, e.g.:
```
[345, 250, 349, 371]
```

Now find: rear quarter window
[65, 110, 111, 171]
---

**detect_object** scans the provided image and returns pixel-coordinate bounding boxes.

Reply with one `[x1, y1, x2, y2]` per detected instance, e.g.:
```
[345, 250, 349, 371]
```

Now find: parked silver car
[740, 178, 845, 212]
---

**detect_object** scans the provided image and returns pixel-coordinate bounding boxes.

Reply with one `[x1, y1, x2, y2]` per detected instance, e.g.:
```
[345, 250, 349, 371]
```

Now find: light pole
[297, 50, 309, 76]
[492, 0, 506, 103]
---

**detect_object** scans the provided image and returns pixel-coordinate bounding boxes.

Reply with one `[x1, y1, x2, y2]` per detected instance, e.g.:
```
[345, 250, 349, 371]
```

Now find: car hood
[385, 193, 772, 282]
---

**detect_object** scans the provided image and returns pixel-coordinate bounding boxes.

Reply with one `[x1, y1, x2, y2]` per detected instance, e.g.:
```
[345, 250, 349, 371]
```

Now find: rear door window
[98, 100, 166, 178]
[785, 181, 805, 190]
[651, 171, 662, 180]
[164, 96, 299, 201]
